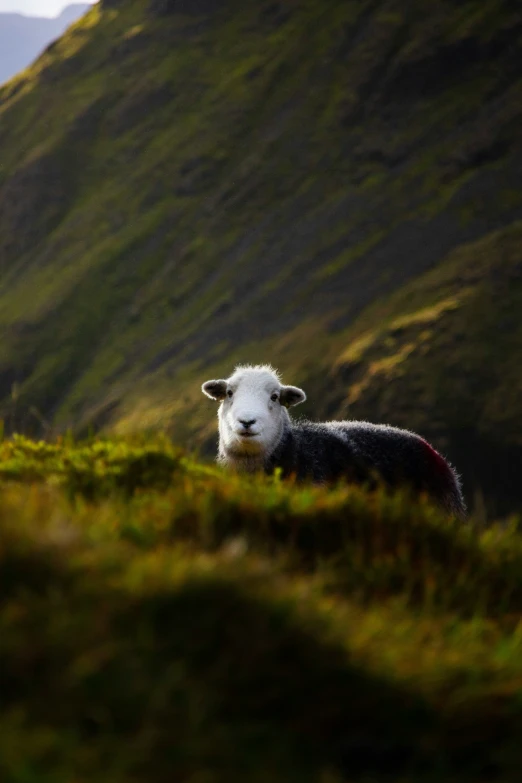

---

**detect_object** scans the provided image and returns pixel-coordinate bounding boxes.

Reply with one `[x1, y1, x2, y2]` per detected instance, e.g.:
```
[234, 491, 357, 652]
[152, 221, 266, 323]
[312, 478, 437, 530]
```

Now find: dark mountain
[0, 0, 521, 513]
[0, 3, 90, 85]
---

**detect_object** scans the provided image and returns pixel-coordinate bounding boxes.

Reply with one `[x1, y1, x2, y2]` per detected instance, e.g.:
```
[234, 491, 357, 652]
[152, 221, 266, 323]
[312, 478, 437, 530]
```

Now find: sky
[0, 0, 97, 17]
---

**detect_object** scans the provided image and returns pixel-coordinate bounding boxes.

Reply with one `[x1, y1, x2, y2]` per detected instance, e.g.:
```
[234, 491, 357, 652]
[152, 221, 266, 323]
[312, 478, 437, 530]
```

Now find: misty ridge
[0, 3, 90, 85]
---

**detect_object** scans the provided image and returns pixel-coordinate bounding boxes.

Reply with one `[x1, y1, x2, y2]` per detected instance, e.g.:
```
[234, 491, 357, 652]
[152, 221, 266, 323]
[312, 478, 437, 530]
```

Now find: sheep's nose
[239, 418, 256, 429]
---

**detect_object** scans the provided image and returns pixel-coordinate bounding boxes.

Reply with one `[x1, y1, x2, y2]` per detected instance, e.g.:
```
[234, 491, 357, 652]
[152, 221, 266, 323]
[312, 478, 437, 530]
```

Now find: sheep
[202, 364, 466, 518]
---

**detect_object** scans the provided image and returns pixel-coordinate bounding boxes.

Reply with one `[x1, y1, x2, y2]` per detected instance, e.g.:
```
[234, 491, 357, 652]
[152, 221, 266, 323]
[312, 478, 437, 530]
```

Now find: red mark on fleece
[420, 439, 451, 477]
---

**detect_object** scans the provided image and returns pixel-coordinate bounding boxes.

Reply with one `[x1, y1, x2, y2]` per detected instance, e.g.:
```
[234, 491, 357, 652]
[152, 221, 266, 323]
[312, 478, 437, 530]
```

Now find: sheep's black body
[267, 419, 466, 518]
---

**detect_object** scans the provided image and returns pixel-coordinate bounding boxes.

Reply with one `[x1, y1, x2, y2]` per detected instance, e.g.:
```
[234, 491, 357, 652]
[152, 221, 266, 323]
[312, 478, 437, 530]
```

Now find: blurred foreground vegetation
[1, 434, 522, 782]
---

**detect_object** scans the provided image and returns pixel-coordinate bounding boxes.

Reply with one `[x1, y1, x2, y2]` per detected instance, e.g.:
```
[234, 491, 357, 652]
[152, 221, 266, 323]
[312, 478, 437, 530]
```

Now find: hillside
[1, 434, 522, 781]
[0, 4, 91, 85]
[0, 0, 521, 512]
[307, 221, 522, 516]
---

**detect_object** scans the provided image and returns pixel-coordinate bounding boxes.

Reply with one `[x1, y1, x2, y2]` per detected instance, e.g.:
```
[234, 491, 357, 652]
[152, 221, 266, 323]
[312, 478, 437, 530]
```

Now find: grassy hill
[0, 0, 521, 512]
[1, 434, 522, 782]
[319, 221, 522, 515]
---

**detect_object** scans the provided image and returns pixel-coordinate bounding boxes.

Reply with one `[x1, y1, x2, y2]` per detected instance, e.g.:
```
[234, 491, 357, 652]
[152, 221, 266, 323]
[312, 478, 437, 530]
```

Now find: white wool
[201, 365, 306, 472]
[218, 366, 287, 470]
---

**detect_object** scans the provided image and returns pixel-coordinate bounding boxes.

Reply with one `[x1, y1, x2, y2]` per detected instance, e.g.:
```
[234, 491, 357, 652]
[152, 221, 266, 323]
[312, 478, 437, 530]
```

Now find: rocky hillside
[0, 0, 521, 512]
[0, 4, 91, 85]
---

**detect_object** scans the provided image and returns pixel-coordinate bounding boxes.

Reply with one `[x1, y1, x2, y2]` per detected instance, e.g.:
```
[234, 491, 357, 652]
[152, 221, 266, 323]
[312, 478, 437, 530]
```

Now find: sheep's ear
[202, 379, 227, 401]
[280, 385, 306, 408]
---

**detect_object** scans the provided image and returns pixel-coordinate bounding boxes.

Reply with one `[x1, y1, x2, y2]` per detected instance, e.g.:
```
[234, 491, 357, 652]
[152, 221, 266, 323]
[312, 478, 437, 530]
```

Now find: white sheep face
[202, 365, 306, 466]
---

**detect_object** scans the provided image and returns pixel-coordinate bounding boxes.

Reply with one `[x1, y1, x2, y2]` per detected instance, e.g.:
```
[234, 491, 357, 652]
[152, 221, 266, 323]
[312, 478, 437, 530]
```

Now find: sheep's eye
[227, 390, 233, 398]
[271, 393, 279, 402]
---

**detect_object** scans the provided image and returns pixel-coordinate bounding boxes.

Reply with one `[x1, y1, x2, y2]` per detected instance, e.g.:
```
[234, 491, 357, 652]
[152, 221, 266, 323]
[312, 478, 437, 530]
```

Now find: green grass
[1, 434, 522, 781]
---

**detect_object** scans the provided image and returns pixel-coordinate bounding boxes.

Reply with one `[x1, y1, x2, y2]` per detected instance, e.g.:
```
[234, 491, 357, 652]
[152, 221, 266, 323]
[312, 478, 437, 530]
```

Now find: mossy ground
[1, 434, 522, 781]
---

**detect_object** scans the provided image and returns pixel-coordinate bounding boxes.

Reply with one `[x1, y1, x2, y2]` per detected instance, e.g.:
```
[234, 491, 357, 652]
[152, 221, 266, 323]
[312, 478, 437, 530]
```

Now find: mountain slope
[321, 222, 522, 514]
[0, 0, 521, 511]
[0, 4, 91, 85]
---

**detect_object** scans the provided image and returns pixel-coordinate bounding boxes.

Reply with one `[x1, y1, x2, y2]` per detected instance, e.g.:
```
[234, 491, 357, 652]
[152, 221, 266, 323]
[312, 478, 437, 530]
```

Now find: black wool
[267, 419, 466, 518]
